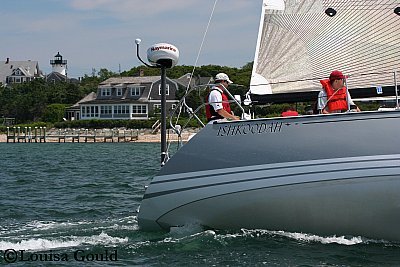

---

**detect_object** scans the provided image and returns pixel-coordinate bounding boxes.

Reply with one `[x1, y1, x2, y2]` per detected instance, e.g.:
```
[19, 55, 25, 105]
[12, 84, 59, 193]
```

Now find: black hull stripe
[151, 156, 400, 185]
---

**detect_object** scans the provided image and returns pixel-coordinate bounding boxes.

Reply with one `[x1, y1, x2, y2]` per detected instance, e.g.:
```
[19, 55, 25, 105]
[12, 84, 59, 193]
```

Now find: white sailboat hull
[138, 111, 400, 240]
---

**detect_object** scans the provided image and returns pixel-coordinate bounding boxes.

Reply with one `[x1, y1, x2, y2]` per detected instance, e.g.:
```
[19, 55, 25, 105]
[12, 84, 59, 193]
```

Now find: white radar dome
[147, 43, 179, 68]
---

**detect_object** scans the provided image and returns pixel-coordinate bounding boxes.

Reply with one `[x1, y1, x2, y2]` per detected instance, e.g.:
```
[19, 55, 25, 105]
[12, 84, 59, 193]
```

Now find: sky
[0, 0, 262, 78]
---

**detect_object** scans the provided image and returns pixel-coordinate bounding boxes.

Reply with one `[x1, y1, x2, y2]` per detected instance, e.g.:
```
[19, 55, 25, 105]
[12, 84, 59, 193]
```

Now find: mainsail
[250, 0, 400, 96]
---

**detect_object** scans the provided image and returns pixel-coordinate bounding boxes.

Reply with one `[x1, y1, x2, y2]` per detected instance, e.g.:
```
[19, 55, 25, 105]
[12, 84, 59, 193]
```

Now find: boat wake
[150, 224, 398, 247]
[0, 232, 128, 252]
[0, 217, 135, 252]
[239, 229, 365, 245]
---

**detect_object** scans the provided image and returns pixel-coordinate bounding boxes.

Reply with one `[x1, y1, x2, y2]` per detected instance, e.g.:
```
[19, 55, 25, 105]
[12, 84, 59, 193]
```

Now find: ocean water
[0, 143, 399, 266]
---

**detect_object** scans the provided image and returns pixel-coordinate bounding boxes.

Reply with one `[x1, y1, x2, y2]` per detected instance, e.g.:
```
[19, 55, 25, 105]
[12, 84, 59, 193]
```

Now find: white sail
[250, 0, 400, 95]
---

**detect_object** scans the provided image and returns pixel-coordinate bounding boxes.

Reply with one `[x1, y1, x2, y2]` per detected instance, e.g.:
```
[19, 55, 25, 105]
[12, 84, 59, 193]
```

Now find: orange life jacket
[205, 86, 232, 121]
[320, 79, 348, 112]
[281, 110, 299, 117]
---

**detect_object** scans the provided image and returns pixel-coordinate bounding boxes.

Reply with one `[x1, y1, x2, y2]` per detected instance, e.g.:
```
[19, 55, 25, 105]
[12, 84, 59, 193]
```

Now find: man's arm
[348, 94, 361, 112]
[317, 91, 329, 114]
[217, 109, 240, 120]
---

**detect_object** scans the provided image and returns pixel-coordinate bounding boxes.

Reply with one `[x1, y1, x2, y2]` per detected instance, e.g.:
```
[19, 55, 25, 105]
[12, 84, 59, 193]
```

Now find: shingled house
[174, 73, 213, 91]
[0, 58, 43, 86]
[76, 76, 179, 120]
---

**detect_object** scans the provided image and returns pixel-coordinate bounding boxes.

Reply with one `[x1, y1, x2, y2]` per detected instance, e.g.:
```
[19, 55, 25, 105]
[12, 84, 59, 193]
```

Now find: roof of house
[174, 73, 213, 89]
[100, 76, 179, 101]
[72, 74, 212, 107]
[100, 76, 162, 85]
[70, 92, 97, 108]
[46, 72, 68, 82]
[0, 60, 41, 84]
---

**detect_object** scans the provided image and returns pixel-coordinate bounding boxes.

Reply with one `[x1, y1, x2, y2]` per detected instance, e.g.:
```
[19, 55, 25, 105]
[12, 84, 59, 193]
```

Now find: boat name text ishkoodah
[217, 122, 283, 137]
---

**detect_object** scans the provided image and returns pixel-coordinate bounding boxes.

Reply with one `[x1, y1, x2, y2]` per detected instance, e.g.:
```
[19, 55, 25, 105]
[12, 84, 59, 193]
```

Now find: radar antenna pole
[160, 66, 167, 165]
[135, 39, 169, 166]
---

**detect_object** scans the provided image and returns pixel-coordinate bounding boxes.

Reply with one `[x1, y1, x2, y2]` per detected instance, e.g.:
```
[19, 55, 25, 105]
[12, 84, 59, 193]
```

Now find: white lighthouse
[50, 52, 67, 76]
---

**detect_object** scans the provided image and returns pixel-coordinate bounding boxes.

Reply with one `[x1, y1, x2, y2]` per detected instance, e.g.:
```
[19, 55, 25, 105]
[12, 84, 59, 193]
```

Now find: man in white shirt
[205, 73, 240, 121]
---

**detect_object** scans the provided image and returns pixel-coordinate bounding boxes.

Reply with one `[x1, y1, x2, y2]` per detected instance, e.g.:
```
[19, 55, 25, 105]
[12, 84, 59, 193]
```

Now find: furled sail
[250, 0, 400, 96]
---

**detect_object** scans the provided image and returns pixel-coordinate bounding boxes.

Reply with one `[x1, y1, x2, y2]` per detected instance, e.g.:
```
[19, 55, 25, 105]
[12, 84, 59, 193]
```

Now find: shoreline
[0, 130, 197, 143]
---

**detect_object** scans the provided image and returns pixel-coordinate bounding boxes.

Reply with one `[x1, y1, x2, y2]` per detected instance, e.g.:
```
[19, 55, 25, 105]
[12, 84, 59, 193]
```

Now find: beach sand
[0, 128, 198, 143]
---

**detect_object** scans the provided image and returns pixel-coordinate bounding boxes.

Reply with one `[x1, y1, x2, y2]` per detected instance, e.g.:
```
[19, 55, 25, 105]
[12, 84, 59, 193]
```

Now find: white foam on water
[169, 222, 205, 238]
[2, 216, 138, 236]
[28, 220, 91, 231]
[0, 238, 81, 251]
[82, 231, 129, 246]
[128, 225, 217, 248]
[1, 220, 93, 236]
[0, 232, 128, 252]
[275, 231, 364, 245]
[237, 229, 367, 245]
[148, 226, 368, 247]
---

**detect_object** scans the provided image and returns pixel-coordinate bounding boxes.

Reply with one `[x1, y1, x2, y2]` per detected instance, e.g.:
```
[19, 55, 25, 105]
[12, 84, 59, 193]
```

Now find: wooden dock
[6, 127, 139, 143]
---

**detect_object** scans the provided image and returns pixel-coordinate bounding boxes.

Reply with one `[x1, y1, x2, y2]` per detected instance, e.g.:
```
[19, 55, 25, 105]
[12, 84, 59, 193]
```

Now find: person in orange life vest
[318, 70, 361, 114]
[206, 73, 240, 122]
[281, 105, 299, 117]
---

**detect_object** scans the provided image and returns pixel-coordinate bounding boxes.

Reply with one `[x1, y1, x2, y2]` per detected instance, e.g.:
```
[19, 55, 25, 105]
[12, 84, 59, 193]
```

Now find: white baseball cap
[215, 73, 233, 84]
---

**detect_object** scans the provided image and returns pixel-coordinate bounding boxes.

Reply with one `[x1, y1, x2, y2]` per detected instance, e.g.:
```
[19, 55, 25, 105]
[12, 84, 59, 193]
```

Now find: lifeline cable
[173, 0, 218, 125]
[167, 0, 219, 155]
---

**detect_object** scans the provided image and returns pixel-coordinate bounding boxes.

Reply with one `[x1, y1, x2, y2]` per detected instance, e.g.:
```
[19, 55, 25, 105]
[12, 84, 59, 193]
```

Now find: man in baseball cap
[205, 73, 240, 122]
[329, 70, 346, 81]
[318, 70, 360, 113]
[215, 73, 233, 84]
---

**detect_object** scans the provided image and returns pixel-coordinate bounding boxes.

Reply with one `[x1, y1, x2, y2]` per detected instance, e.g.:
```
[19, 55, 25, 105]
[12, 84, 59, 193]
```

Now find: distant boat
[137, 0, 400, 241]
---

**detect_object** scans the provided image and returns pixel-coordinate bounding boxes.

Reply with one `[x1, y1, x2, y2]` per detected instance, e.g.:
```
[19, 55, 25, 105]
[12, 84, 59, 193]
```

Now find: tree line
[0, 63, 253, 124]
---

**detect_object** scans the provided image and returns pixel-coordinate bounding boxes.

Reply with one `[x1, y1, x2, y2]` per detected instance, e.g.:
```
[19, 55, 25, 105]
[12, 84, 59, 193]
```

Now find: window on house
[130, 86, 144, 96]
[158, 84, 170, 95]
[116, 88, 123, 96]
[82, 105, 99, 117]
[132, 105, 147, 114]
[114, 105, 129, 114]
[101, 88, 111, 96]
[100, 106, 112, 114]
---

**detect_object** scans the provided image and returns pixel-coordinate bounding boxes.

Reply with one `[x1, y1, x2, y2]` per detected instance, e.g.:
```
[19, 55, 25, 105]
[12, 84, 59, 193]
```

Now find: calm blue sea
[1, 143, 399, 266]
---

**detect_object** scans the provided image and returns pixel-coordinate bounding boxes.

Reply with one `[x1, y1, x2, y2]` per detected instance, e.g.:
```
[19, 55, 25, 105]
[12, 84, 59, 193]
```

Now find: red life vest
[281, 110, 299, 117]
[205, 86, 232, 121]
[320, 79, 348, 112]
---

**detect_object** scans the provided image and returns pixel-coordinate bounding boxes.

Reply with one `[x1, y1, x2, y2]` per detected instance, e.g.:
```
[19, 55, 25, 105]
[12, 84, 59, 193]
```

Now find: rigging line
[186, 0, 218, 96]
[173, 0, 218, 126]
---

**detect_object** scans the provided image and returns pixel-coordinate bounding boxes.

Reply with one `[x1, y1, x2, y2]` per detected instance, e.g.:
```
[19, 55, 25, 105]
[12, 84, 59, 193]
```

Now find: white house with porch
[77, 76, 179, 120]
